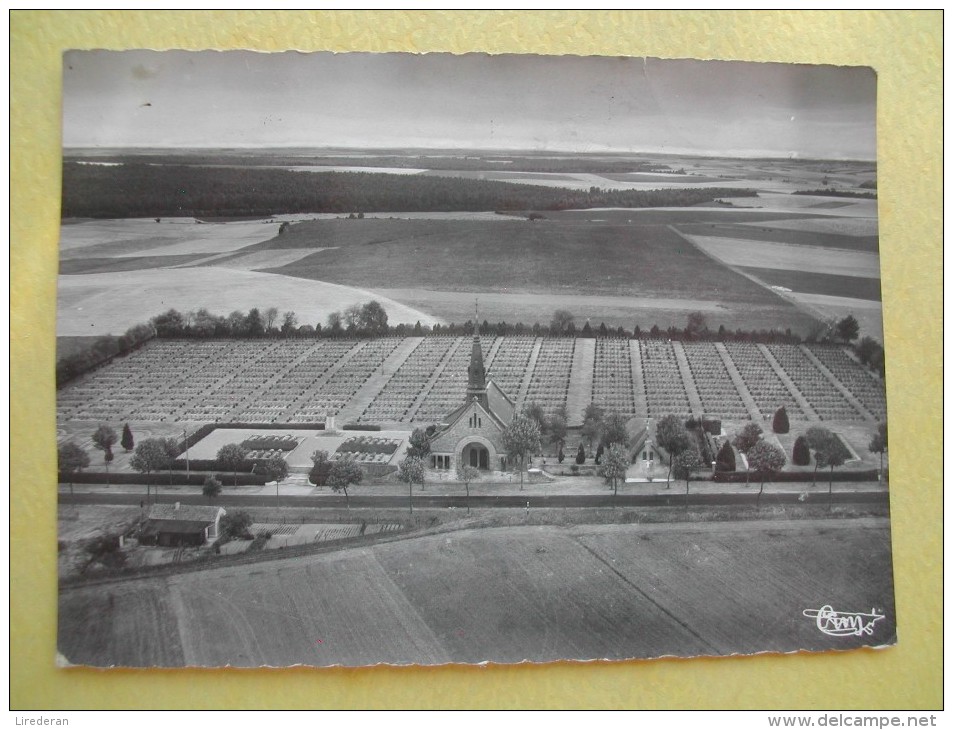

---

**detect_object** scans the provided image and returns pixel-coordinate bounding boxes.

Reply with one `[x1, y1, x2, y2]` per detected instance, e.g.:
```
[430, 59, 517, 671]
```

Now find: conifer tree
[121, 423, 135, 452]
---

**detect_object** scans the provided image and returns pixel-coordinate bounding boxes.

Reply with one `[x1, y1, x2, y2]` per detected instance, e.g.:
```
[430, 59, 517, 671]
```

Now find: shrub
[685, 417, 720, 434]
[202, 475, 222, 501]
[575, 444, 586, 465]
[309, 450, 333, 487]
[58, 470, 267, 486]
[338, 437, 400, 455]
[221, 511, 253, 541]
[772, 406, 790, 434]
[171, 457, 256, 473]
[240, 434, 300, 452]
[715, 441, 736, 472]
[248, 534, 269, 552]
[792, 436, 811, 466]
[712, 469, 878, 484]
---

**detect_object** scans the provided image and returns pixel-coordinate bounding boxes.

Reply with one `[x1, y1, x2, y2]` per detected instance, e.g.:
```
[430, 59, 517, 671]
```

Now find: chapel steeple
[466, 301, 488, 408]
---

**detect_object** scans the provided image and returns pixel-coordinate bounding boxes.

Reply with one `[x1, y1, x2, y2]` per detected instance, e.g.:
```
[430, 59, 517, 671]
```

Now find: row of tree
[58, 423, 136, 491]
[56, 324, 154, 387]
[58, 308, 884, 389]
[145, 307, 879, 354]
[143, 307, 811, 344]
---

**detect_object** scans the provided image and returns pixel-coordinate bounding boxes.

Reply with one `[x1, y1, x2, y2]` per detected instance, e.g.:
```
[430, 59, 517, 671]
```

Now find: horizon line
[61, 144, 877, 165]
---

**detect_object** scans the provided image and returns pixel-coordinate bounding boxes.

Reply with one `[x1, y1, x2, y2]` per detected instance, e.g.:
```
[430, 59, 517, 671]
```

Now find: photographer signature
[802, 605, 885, 637]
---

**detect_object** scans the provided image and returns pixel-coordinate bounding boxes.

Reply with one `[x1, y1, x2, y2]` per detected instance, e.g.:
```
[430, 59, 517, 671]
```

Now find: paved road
[59, 490, 889, 510]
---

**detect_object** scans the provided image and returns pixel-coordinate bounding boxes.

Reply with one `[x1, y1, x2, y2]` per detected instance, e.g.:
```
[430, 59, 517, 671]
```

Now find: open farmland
[58, 209, 836, 335]
[56, 268, 438, 337]
[57, 518, 895, 667]
[741, 268, 882, 302]
[677, 222, 880, 253]
[682, 236, 881, 278]
[251, 217, 820, 332]
[56, 336, 887, 428]
[256, 218, 808, 300]
[59, 217, 283, 258]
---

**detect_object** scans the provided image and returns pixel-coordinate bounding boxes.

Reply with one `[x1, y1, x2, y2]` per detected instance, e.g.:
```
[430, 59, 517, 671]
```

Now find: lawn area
[258, 218, 789, 304]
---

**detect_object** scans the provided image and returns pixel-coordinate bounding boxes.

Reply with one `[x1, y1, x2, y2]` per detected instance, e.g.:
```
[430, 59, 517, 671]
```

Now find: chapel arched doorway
[463, 442, 490, 470]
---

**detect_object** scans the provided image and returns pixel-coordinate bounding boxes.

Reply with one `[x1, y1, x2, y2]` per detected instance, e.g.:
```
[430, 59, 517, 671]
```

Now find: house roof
[145, 504, 224, 523]
[486, 379, 515, 424]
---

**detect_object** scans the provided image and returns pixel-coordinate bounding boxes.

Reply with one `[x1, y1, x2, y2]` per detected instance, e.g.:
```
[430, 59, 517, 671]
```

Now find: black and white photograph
[55, 50, 893, 668]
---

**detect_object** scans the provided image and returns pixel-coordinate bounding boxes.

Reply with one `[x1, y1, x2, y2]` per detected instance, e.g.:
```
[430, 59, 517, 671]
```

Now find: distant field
[57, 519, 895, 667]
[57, 267, 439, 336]
[677, 222, 880, 253]
[259, 218, 788, 304]
[419, 169, 583, 182]
[540, 208, 839, 224]
[190, 248, 320, 271]
[59, 254, 210, 275]
[721, 194, 877, 217]
[59, 218, 284, 259]
[787, 294, 884, 343]
[370, 288, 816, 334]
[597, 173, 724, 183]
[685, 235, 881, 279]
[55, 335, 99, 360]
[736, 217, 878, 237]
[741, 267, 882, 302]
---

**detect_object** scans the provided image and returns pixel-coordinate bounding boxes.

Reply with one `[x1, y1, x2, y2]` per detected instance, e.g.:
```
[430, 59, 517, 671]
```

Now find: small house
[139, 503, 226, 547]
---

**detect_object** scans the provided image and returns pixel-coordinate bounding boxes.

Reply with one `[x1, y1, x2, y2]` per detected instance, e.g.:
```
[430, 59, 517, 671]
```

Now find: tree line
[61, 162, 756, 218]
[56, 323, 154, 387]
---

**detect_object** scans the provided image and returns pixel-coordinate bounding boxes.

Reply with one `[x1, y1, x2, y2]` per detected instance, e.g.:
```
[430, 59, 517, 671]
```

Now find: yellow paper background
[10, 10, 941, 709]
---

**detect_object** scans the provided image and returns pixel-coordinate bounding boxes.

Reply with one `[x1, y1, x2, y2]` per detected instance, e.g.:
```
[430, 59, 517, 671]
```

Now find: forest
[60, 162, 756, 218]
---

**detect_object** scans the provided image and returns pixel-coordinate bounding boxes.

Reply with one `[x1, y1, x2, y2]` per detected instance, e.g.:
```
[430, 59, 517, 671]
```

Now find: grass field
[514, 208, 841, 225]
[369, 287, 817, 333]
[259, 218, 789, 302]
[57, 518, 895, 667]
[677, 222, 880, 253]
[740, 268, 882, 302]
[57, 267, 439, 336]
[721, 194, 878, 218]
[736, 217, 878, 237]
[59, 254, 211, 275]
[685, 236, 881, 279]
[787, 294, 884, 343]
[59, 218, 283, 258]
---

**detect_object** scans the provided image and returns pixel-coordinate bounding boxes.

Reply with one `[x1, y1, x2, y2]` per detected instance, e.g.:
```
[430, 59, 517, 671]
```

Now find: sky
[62, 51, 877, 160]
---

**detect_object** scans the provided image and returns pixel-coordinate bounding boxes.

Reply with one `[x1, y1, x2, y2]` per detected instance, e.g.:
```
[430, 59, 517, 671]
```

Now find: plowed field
[58, 518, 895, 668]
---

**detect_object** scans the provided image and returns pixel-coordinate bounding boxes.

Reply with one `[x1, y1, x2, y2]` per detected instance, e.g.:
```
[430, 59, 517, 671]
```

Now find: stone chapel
[427, 326, 515, 472]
